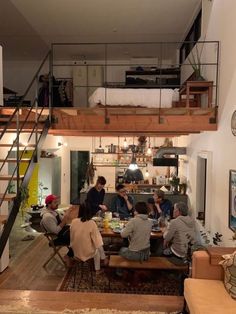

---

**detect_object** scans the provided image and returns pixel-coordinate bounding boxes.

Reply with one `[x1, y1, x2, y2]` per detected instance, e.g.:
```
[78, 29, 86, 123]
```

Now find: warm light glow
[128, 162, 138, 170]
[145, 169, 149, 177]
[123, 137, 128, 148]
[147, 147, 152, 156]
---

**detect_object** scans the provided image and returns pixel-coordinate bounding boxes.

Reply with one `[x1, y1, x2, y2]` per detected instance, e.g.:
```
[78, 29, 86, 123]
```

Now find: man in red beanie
[40, 194, 74, 266]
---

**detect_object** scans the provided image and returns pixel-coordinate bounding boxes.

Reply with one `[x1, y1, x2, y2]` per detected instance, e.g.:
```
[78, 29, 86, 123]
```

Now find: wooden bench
[108, 255, 188, 291]
[108, 255, 188, 271]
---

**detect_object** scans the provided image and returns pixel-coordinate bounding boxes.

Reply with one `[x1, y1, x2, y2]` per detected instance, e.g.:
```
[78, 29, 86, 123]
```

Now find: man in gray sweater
[163, 202, 196, 259]
[119, 202, 153, 261]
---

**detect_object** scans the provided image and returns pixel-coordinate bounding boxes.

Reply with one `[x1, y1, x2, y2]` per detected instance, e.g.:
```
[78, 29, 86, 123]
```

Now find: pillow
[219, 250, 236, 299]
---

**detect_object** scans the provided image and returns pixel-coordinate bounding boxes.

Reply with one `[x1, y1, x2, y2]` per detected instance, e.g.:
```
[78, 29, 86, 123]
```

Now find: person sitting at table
[110, 184, 134, 219]
[119, 202, 153, 261]
[40, 194, 74, 266]
[153, 189, 173, 218]
[86, 176, 108, 216]
[70, 201, 108, 274]
[163, 202, 196, 260]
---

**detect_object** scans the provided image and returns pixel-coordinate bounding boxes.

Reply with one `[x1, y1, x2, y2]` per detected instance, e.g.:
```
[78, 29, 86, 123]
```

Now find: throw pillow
[219, 250, 236, 299]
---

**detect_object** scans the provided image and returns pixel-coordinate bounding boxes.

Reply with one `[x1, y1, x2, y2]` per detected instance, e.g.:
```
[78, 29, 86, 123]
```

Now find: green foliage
[19, 186, 30, 218]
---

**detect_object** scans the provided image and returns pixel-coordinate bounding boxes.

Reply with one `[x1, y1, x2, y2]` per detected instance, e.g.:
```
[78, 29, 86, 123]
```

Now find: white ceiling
[0, 0, 201, 61]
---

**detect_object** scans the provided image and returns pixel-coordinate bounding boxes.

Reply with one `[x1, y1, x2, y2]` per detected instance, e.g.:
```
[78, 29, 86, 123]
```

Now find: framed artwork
[229, 170, 236, 231]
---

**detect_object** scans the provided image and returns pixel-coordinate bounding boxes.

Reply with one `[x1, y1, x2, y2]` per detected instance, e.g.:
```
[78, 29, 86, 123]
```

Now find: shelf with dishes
[92, 152, 151, 165]
[93, 163, 147, 167]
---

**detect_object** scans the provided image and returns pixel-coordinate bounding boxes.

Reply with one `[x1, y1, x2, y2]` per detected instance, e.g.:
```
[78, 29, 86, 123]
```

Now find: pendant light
[147, 137, 152, 156]
[123, 137, 128, 148]
[123, 146, 144, 183]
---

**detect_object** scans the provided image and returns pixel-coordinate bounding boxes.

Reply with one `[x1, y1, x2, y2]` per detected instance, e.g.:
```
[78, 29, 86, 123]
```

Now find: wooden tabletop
[101, 227, 163, 239]
[206, 246, 236, 265]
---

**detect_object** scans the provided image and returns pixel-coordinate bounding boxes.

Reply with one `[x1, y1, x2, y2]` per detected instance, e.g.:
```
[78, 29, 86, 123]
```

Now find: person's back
[70, 218, 102, 261]
[168, 215, 195, 257]
[70, 202, 107, 272]
[120, 202, 153, 261]
[164, 202, 196, 258]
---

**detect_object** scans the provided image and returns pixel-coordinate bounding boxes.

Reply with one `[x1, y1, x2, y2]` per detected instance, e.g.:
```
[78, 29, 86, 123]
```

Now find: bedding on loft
[88, 87, 179, 108]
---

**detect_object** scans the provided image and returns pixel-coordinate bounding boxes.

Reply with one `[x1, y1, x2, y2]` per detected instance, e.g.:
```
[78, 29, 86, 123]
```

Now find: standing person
[86, 176, 107, 216]
[110, 184, 134, 219]
[70, 202, 108, 274]
[153, 189, 173, 218]
[163, 202, 196, 259]
[119, 202, 153, 261]
[40, 194, 74, 266]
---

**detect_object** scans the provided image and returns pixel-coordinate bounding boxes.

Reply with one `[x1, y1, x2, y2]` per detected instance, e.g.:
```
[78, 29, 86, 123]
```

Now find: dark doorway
[70, 151, 89, 204]
[196, 156, 207, 224]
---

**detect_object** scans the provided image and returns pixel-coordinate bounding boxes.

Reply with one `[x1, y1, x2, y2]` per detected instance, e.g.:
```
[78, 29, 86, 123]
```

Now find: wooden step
[0, 144, 36, 148]
[0, 158, 31, 163]
[0, 129, 43, 133]
[0, 215, 8, 225]
[0, 193, 16, 201]
[0, 175, 24, 181]
[0, 290, 183, 312]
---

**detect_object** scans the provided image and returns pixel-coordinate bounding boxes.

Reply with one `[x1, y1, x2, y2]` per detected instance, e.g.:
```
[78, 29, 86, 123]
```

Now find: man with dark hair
[163, 202, 196, 259]
[119, 202, 153, 261]
[110, 184, 134, 219]
[153, 189, 173, 218]
[86, 176, 108, 216]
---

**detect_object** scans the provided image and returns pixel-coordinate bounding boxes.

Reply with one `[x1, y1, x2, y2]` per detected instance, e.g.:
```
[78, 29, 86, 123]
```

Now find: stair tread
[0, 193, 16, 201]
[0, 215, 8, 225]
[0, 144, 36, 147]
[0, 175, 24, 180]
[0, 158, 31, 163]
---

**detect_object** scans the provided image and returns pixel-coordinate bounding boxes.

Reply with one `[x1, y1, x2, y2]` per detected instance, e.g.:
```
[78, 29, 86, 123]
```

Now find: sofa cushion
[219, 250, 236, 299]
[184, 278, 236, 314]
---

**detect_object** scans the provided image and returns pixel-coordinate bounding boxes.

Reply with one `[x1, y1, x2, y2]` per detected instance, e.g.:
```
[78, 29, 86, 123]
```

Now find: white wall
[184, 0, 236, 245]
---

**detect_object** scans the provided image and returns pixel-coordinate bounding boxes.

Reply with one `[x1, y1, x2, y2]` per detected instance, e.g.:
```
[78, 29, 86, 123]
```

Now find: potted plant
[169, 175, 180, 194]
[19, 186, 30, 223]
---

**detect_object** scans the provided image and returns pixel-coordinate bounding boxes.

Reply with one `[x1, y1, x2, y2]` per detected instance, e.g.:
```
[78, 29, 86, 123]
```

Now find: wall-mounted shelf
[125, 67, 180, 88]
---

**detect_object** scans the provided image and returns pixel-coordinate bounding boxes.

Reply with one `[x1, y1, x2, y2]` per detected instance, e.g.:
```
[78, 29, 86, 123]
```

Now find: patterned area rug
[0, 305, 176, 314]
[58, 266, 181, 295]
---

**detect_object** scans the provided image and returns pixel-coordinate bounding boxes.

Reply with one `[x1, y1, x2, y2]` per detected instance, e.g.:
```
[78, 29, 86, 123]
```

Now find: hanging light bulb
[99, 137, 102, 148]
[123, 137, 128, 148]
[145, 169, 149, 177]
[128, 154, 138, 170]
[147, 137, 152, 156]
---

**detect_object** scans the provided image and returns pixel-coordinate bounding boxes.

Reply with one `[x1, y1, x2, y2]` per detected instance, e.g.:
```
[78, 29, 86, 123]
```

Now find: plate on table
[112, 227, 123, 234]
[151, 226, 161, 232]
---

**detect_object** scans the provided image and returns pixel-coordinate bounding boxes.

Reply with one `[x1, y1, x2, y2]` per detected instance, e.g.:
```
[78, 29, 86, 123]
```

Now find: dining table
[100, 226, 164, 239]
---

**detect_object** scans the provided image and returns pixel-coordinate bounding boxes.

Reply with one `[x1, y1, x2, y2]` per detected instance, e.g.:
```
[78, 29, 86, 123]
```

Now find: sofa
[184, 250, 236, 314]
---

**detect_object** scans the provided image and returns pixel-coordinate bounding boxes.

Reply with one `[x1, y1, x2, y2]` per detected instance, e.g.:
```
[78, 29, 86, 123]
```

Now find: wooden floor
[0, 234, 184, 312]
[0, 290, 183, 312]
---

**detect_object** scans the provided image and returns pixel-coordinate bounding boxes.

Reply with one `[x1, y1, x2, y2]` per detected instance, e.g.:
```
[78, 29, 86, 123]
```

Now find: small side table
[179, 80, 213, 108]
[26, 209, 42, 232]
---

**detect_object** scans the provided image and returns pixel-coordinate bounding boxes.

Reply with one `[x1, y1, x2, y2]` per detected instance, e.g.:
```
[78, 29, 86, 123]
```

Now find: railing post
[16, 105, 20, 194]
[49, 48, 53, 123]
